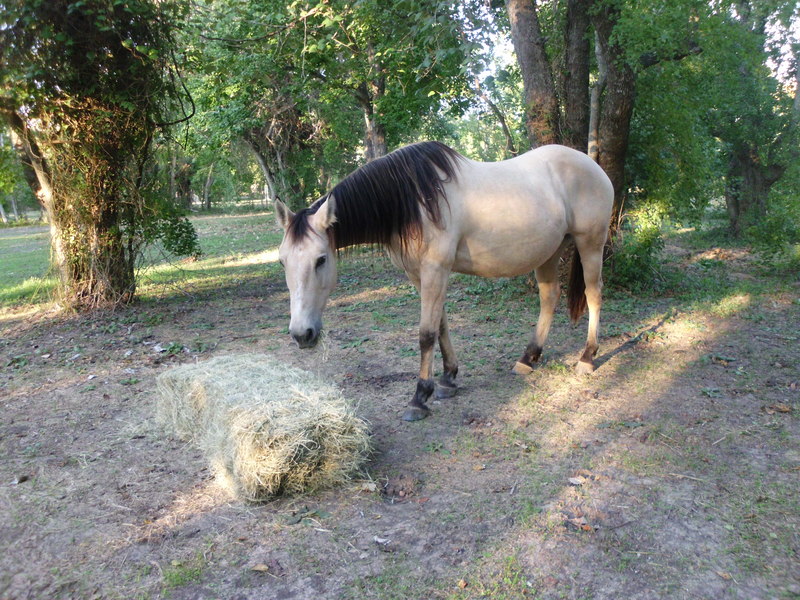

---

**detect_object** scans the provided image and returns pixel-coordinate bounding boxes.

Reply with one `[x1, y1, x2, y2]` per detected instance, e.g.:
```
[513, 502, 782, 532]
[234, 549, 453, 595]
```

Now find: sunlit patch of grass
[708, 292, 752, 317]
[0, 275, 57, 306]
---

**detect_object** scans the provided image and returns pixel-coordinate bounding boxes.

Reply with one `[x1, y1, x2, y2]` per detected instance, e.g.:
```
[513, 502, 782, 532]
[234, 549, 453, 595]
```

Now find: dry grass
[156, 354, 372, 501]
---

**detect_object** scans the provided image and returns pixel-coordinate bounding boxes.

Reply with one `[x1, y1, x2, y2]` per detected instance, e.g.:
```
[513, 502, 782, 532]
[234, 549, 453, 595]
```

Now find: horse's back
[444, 145, 612, 277]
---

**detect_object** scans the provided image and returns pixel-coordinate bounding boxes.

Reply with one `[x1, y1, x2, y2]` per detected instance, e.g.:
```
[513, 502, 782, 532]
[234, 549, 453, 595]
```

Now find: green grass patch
[0, 227, 54, 306]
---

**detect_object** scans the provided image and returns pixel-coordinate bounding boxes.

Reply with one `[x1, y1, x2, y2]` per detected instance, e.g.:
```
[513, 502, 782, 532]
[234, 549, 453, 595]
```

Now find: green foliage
[745, 177, 800, 258]
[622, 0, 799, 241]
[608, 206, 666, 292]
[185, 0, 477, 208]
[0, 0, 199, 307]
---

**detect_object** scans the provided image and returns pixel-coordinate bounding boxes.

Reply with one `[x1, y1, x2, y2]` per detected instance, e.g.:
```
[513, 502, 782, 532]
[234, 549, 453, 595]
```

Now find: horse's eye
[315, 255, 327, 270]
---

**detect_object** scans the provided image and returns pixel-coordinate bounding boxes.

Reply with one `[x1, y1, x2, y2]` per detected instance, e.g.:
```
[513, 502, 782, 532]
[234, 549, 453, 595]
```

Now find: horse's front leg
[403, 264, 449, 422]
[435, 311, 458, 398]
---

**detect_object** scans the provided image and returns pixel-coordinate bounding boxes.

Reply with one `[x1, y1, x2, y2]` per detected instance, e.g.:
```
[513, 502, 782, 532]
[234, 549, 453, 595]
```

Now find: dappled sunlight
[501, 312, 709, 452]
[330, 285, 401, 307]
[0, 303, 53, 325]
[191, 211, 271, 223]
[709, 292, 752, 317]
[140, 247, 280, 277]
[120, 478, 234, 548]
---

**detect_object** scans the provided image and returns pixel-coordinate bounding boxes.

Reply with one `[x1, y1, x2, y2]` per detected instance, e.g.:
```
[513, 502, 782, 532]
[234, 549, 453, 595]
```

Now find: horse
[275, 141, 614, 421]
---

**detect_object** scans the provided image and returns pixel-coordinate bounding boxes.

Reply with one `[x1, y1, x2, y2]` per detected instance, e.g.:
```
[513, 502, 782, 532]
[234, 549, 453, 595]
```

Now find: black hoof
[435, 384, 457, 399]
[402, 406, 430, 421]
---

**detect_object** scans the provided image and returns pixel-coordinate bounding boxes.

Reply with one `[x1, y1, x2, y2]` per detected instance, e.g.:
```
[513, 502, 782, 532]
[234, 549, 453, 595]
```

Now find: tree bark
[506, 0, 560, 147]
[562, 0, 591, 151]
[203, 162, 214, 210]
[725, 145, 785, 235]
[2, 108, 65, 265]
[473, 77, 518, 157]
[592, 3, 636, 227]
[356, 79, 388, 162]
[244, 138, 276, 203]
[588, 30, 607, 161]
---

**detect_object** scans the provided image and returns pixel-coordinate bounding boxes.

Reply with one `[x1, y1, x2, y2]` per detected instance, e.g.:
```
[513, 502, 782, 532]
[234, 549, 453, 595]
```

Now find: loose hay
[155, 354, 371, 501]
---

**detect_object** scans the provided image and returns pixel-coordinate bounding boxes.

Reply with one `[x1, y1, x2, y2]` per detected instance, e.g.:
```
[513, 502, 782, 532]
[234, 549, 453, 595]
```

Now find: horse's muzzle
[292, 327, 319, 349]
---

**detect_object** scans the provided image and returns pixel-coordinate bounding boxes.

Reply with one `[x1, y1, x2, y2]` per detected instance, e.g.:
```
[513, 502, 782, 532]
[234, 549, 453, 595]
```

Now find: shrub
[607, 205, 666, 292]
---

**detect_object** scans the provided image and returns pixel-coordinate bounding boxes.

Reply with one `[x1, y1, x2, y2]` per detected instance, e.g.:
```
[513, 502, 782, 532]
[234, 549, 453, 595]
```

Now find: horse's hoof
[512, 361, 534, 375]
[435, 384, 457, 399]
[575, 360, 595, 375]
[402, 406, 430, 421]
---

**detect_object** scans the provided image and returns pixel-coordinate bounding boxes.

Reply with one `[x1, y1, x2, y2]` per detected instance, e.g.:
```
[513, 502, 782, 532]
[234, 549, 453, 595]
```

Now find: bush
[607, 206, 666, 292]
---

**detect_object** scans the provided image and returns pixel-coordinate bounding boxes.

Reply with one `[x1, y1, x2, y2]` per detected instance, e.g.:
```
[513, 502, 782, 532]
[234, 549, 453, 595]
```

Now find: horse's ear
[311, 194, 337, 230]
[274, 199, 294, 231]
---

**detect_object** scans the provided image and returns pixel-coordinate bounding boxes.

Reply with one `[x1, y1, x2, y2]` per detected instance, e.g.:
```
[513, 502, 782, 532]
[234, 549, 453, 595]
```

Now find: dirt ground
[1, 222, 798, 600]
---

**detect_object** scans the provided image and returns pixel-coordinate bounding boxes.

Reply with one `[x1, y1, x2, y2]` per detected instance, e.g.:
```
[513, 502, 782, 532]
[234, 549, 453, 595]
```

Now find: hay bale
[155, 354, 371, 501]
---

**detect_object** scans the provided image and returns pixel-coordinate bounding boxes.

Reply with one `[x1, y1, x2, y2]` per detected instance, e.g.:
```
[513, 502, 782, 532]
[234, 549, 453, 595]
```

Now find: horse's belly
[452, 229, 564, 278]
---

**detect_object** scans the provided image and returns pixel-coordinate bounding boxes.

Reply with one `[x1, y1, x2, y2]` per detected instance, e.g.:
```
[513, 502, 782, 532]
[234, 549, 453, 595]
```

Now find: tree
[0, 0, 199, 307]
[711, 1, 800, 236]
[622, 0, 799, 242]
[187, 0, 474, 209]
[505, 0, 635, 220]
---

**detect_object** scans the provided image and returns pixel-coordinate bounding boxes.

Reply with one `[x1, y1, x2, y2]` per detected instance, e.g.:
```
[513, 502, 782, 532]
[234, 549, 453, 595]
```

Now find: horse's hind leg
[513, 249, 563, 375]
[435, 311, 458, 398]
[574, 238, 604, 374]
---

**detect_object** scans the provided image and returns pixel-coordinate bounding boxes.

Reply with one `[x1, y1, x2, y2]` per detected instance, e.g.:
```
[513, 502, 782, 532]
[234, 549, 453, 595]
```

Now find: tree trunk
[2, 109, 65, 267]
[562, 0, 591, 152]
[356, 78, 388, 162]
[203, 163, 214, 210]
[474, 76, 518, 157]
[7, 124, 46, 211]
[169, 149, 177, 203]
[244, 137, 286, 209]
[588, 30, 607, 161]
[505, 0, 560, 148]
[592, 3, 636, 228]
[363, 107, 387, 161]
[0, 200, 7, 224]
[725, 146, 784, 236]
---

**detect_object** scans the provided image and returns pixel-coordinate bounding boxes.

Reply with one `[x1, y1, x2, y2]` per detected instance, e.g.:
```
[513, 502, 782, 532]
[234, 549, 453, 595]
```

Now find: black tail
[567, 249, 587, 324]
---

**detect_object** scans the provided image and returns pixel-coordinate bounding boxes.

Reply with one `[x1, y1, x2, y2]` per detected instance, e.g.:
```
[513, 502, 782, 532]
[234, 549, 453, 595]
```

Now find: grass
[3, 212, 800, 600]
[0, 212, 285, 309]
[161, 554, 205, 593]
[0, 226, 54, 305]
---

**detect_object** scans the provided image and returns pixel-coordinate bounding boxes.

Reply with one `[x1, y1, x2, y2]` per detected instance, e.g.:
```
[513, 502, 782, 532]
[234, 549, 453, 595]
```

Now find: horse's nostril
[292, 327, 318, 348]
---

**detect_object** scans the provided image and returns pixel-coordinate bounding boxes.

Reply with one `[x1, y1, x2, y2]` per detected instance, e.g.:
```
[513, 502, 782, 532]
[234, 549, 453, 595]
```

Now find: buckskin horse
[275, 141, 613, 421]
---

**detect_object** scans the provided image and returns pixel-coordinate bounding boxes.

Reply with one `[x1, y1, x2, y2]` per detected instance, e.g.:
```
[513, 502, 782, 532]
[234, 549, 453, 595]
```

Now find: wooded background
[1, 0, 798, 308]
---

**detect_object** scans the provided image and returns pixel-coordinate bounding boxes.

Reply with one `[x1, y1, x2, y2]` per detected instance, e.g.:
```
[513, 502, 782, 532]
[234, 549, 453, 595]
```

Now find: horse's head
[275, 196, 337, 349]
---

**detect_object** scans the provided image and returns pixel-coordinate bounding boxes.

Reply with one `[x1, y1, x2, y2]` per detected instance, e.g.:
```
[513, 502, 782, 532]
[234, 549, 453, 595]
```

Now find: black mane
[288, 141, 463, 250]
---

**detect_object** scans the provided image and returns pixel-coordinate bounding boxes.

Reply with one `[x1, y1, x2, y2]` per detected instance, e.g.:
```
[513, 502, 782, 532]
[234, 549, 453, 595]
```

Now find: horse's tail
[567, 248, 587, 324]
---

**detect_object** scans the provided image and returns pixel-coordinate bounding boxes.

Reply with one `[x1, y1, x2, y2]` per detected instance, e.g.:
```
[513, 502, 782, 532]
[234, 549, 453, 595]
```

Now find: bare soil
[1, 224, 799, 600]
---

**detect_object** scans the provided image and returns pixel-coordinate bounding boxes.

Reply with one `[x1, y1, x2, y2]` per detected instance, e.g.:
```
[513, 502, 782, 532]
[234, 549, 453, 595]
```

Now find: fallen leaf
[251, 564, 270, 573]
[716, 571, 732, 580]
[373, 536, 394, 552]
[473, 464, 486, 471]
[768, 403, 792, 413]
[457, 579, 468, 589]
[359, 482, 378, 493]
[568, 476, 586, 486]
